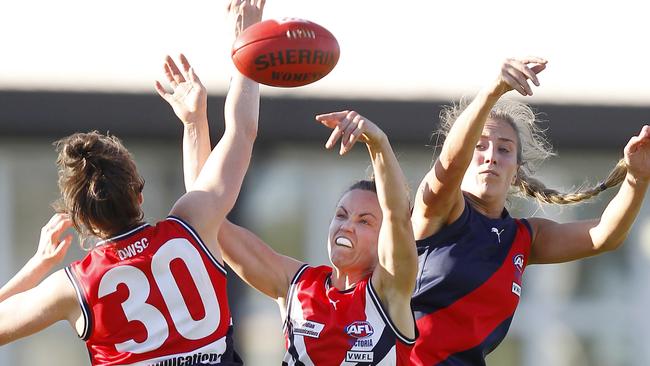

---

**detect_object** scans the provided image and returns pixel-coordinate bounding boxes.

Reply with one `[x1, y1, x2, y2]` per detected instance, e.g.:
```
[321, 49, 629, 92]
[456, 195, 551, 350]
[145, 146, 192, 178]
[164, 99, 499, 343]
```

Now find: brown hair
[53, 131, 145, 239]
[345, 179, 377, 194]
[438, 99, 628, 205]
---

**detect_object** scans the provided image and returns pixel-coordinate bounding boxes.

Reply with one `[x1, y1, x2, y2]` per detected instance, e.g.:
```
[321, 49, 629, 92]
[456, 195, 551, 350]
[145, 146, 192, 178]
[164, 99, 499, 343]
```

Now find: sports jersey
[411, 198, 532, 366]
[65, 216, 242, 366]
[283, 265, 416, 366]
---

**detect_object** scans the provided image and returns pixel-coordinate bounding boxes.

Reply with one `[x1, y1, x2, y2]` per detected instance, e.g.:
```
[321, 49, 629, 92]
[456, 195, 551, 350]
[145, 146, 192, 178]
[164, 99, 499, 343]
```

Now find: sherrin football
[232, 18, 340, 87]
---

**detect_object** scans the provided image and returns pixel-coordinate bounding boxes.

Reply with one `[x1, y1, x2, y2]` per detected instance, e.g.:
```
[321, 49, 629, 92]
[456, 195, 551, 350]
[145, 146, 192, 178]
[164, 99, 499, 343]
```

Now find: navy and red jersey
[65, 216, 242, 366]
[282, 265, 416, 366]
[411, 198, 532, 366]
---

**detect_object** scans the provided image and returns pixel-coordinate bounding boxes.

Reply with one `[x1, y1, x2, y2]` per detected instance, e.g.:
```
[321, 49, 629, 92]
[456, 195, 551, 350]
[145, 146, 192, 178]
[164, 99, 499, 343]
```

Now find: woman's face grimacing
[327, 189, 382, 273]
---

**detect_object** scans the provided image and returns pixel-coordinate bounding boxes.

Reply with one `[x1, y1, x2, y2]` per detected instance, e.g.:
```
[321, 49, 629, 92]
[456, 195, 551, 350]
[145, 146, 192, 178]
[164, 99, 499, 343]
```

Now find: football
[232, 18, 340, 87]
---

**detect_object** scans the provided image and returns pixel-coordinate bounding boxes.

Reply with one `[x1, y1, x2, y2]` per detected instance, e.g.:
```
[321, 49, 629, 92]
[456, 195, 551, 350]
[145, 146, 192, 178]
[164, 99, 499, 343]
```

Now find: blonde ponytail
[516, 159, 627, 205]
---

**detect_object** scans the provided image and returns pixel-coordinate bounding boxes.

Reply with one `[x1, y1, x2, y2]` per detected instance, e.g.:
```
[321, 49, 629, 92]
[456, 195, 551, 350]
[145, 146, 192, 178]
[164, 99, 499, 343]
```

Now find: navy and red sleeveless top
[410, 198, 532, 366]
[65, 217, 242, 366]
[283, 265, 416, 365]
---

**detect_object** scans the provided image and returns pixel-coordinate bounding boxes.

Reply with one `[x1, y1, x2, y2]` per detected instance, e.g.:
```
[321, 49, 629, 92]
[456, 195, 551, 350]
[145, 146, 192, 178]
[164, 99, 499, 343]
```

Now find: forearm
[591, 174, 649, 249]
[0, 257, 51, 303]
[367, 135, 417, 290]
[439, 86, 502, 169]
[367, 135, 410, 216]
[182, 122, 211, 191]
[224, 73, 259, 139]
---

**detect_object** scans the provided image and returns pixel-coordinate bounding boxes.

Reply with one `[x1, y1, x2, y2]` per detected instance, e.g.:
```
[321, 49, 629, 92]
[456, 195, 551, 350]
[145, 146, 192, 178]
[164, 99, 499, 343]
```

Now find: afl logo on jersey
[513, 254, 524, 273]
[345, 321, 374, 339]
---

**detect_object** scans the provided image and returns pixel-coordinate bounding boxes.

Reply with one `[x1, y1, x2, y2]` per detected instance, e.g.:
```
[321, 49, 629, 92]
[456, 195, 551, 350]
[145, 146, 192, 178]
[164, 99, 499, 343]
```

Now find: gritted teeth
[335, 236, 353, 248]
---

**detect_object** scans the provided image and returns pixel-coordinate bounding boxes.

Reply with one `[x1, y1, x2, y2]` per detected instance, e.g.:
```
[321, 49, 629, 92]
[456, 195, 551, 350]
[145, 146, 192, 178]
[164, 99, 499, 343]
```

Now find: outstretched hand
[155, 54, 208, 125]
[624, 125, 650, 183]
[34, 213, 73, 269]
[494, 57, 547, 96]
[316, 110, 386, 155]
[228, 0, 266, 40]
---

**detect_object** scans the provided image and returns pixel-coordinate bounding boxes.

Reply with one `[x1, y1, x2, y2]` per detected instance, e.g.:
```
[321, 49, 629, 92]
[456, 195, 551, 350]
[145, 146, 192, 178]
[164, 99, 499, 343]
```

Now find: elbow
[593, 237, 626, 254]
[601, 239, 626, 253]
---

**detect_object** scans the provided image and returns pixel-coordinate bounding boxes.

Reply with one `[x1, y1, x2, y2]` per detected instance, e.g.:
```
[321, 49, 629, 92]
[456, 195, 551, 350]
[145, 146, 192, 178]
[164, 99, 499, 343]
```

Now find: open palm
[155, 54, 207, 125]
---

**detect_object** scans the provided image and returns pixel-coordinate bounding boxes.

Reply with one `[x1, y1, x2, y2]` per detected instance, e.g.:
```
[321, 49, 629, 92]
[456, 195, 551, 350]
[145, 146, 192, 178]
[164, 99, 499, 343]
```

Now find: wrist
[366, 131, 389, 151]
[626, 172, 650, 187]
[27, 255, 53, 273]
[183, 117, 209, 130]
[480, 83, 506, 100]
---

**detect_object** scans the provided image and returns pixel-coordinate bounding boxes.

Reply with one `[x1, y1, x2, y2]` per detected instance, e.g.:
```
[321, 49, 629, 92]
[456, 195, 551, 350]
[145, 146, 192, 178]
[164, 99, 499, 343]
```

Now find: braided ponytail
[516, 158, 627, 205]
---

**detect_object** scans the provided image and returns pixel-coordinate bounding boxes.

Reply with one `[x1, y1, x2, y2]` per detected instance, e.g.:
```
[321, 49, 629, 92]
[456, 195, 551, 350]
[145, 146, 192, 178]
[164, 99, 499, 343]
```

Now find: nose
[339, 218, 354, 232]
[482, 144, 497, 165]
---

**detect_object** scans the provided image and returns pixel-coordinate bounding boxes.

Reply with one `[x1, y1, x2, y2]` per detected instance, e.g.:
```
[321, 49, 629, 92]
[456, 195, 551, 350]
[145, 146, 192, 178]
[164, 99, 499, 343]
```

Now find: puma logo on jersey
[491, 227, 504, 243]
[117, 238, 149, 260]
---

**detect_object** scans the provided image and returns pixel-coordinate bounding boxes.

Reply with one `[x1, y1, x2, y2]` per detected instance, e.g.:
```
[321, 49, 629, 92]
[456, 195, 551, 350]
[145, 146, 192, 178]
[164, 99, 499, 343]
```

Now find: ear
[138, 192, 144, 205]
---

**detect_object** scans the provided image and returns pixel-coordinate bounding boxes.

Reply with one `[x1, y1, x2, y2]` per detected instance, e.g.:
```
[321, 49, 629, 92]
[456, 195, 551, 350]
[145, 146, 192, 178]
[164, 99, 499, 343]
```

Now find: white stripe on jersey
[65, 266, 91, 340]
[357, 287, 394, 366]
[94, 224, 151, 247]
[282, 264, 309, 333]
[284, 277, 317, 366]
[367, 280, 416, 346]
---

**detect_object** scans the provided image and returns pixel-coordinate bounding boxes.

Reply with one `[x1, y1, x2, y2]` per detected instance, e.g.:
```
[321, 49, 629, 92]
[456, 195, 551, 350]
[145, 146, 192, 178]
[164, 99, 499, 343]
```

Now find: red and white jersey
[65, 216, 242, 366]
[282, 265, 415, 366]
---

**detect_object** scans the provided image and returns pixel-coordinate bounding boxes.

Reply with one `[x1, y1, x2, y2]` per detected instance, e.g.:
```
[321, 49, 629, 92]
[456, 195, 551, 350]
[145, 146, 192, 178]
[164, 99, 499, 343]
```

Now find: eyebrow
[336, 206, 378, 220]
[479, 135, 516, 144]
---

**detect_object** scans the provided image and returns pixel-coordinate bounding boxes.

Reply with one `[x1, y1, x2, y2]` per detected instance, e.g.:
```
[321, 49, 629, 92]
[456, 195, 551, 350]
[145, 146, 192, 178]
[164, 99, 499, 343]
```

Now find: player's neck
[330, 267, 372, 291]
[464, 192, 506, 219]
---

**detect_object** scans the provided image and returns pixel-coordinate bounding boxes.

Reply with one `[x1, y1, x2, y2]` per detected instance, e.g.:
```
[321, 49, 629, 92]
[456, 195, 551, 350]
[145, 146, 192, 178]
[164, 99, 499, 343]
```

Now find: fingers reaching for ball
[228, 0, 265, 38]
[316, 110, 385, 155]
[497, 57, 547, 96]
[154, 54, 208, 125]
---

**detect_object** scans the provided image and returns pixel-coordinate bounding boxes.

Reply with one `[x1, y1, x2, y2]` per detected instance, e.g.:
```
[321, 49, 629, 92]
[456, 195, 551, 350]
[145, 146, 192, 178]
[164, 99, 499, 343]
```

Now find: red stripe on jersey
[411, 220, 531, 366]
[396, 341, 414, 366]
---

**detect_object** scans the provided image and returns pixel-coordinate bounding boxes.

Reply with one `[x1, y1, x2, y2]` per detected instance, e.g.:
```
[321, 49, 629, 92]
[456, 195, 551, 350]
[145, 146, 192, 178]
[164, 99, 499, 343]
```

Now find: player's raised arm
[529, 125, 650, 263]
[316, 110, 417, 339]
[159, 0, 303, 303]
[155, 53, 210, 192]
[412, 57, 547, 239]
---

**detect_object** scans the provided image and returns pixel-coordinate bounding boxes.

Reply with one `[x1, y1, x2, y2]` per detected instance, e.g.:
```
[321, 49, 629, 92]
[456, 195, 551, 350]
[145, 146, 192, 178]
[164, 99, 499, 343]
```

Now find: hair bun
[59, 132, 102, 173]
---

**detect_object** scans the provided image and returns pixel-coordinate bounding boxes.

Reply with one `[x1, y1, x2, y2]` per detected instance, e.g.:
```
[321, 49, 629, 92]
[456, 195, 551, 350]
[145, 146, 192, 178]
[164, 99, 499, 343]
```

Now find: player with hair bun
[410, 56, 650, 365]
[0, 1, 262, 364]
